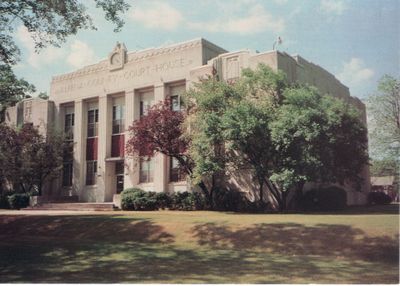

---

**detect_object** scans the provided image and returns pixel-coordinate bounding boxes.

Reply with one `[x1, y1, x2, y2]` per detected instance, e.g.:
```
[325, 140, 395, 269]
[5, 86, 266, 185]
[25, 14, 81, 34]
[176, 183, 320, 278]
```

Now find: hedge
[301, 186, 347, 211]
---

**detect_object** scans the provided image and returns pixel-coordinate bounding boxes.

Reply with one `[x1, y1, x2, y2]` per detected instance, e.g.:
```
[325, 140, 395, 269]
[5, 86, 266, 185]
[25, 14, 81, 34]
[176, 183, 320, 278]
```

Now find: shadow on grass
[0, 215, 174, 243]
[192, 222, 399, 264]
[0, 215, 398, 283]
[1, 238, 398, 284]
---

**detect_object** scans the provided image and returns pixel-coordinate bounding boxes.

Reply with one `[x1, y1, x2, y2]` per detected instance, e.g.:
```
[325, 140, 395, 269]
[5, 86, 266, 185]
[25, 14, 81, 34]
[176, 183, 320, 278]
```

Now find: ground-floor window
[62, 162, 73, 187]
[139, 157, 154, 183]
[86, 160, 97, 185]
[169, 157, 185, 182]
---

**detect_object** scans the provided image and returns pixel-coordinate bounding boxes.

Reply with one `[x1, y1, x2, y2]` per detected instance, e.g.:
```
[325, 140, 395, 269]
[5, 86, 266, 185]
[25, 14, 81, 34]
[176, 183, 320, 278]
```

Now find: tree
[126, 99, 192, 174]
[270, 85, 369, 208]
[0, 64, 35, 121]
[222, 101, 275, 204]
[220, 65, 287, 206]
[0, 123, 19, 193]
[185, 77, 242, 207]
[367, 75, 400, 160]
[0, 1, 130, 116]
[0, 123, 65, 195]
[38, 92, 49, 100]
[125, 100, 212, 206]
[0, 0, 130, 66]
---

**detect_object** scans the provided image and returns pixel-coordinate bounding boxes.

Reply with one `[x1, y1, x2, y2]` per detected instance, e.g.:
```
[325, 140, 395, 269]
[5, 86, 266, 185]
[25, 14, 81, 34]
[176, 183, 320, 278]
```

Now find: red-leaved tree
[126, 100, 212, 204]
[126, 99, 193, 172]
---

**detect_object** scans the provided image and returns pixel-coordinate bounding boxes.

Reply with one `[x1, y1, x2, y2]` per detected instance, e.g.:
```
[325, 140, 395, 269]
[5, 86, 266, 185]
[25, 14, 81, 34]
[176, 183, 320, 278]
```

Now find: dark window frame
[86, 160, 97, 185]
[87, 109, 99, 138]
[139, 157, 154, 183]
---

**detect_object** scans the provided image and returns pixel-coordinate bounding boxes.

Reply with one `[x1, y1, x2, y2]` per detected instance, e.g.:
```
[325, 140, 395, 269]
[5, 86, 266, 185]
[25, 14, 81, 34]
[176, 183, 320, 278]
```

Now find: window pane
[62, 162, 73, 186]
[171, 95, 180, 111]
[86, 161, 97, 185]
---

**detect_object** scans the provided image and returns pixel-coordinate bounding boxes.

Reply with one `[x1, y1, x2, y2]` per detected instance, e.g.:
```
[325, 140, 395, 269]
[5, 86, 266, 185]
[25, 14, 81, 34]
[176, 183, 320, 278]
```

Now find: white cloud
[320, 0, 347, 15]
[273, 0, 288, 5]
[188, 4, 285, 35]
[337, 58, 374, 89]
[129, 1, 183, 30]
[66, 40, 98, 69]
[16, 26, 65, 69]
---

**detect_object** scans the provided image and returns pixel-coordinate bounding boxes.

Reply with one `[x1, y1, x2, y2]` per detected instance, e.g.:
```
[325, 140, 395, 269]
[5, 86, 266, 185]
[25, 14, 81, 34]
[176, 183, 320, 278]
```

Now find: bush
[170, 192, 195, 210]
[301, 186, 347, 211]
[7, 193, 30, 210]
[368, 191, 393, 205]
[121, 188, 159, 211]
[121, 188, 207, 211]
[193, 191, 207, 210]
[0, 194, 10, 209]
[154, 192, 172, 209]
[214, 188, 245, 211]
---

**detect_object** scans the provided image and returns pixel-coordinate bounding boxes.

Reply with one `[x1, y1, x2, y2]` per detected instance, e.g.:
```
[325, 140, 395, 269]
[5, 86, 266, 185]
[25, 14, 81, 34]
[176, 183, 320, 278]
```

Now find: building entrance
[115, 161, 124, 194]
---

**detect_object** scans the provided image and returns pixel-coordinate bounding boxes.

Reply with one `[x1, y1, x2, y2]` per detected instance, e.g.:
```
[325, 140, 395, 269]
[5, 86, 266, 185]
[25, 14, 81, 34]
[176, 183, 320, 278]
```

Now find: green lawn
[0, 205, 398, 283]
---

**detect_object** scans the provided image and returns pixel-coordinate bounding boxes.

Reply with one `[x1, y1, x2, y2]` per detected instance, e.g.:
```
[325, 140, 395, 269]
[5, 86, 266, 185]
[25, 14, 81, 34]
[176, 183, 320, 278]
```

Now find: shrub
[193, 191, 207, 210]
[214, 188, 247, 211]
[121, 188, 147, 210]
[154, 192, 172, 209]
[0, 194, 10, 209]
[301, 186, 347, 211]
[7, 193, 30, 210]
[368, 191, 392, 205]
[170, 192, 195, 210]
[121, 188, 160, 211]
[133, 194, 158, 211]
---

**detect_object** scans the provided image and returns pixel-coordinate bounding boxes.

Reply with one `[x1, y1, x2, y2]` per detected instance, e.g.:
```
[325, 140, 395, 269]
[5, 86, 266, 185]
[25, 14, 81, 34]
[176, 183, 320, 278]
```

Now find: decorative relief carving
[53, 57, 194, 95]
[109, 42, 127, 71]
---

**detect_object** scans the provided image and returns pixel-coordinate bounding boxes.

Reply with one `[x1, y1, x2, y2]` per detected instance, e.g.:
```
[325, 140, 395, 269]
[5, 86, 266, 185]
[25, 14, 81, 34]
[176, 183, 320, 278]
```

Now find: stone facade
[5, 38, 370, 205]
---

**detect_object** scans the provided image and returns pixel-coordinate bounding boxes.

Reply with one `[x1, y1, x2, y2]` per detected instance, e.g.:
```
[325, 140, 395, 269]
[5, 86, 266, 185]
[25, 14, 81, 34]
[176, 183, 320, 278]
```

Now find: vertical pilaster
[124, 90, 137, 189]
[98, 95, 111, 202]
[154, 83, 167, 193]
[73, 100, 85, 198]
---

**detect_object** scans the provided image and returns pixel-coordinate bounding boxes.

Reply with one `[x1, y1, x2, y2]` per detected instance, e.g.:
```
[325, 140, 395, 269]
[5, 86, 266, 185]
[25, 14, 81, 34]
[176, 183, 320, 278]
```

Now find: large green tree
[0, 64, 35, 121]
[187, 65, 368, 210]
[0, 123, 66, 195]
[367, 75, 400, 160]
[185, 77, 241, 207]
[0, 0, 130, 117]
[270, 86, 369, 208]
[0, 0, 130, 66]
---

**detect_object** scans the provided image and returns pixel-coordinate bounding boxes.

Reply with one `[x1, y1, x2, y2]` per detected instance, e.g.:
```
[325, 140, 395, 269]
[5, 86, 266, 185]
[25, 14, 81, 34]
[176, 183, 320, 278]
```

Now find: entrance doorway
[115, 161, 124, 194]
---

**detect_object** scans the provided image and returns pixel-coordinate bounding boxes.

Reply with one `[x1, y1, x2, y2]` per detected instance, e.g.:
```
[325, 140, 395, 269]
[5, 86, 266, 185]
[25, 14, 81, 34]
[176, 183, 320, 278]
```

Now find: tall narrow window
[64, 113, 74, 140]
[170, 157, 185, 182]
[62, 162, 73, 186]
[62, 142, 74, 187]
[87, 109, 99, 138]
[112, 105, 124, 134]
[139, 91, 154, 117]
[86, 160, 97, 185]
[171, 95, 181, 111]
[139, 157, 154, 183]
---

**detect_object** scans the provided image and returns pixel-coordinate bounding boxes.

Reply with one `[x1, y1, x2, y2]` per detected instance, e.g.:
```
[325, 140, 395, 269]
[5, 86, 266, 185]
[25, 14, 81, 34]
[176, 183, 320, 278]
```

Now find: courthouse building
[4, 38, 370, 205]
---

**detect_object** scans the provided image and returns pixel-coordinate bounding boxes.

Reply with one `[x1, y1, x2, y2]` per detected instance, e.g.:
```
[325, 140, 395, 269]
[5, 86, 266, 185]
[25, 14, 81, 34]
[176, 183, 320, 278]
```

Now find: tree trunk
[197, 180, 213, 209]
[264, 178, 283, 210]
[259, 180, 264, 203]
[294, 181, 305, 210]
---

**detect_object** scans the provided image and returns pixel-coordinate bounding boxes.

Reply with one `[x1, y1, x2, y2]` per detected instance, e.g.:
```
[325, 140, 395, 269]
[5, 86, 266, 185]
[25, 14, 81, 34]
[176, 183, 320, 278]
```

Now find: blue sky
[12, 0, 399, 99]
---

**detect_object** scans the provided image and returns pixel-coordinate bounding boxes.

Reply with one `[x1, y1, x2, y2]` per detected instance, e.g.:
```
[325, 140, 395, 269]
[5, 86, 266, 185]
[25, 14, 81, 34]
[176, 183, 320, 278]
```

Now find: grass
[0, 204, 398, 283]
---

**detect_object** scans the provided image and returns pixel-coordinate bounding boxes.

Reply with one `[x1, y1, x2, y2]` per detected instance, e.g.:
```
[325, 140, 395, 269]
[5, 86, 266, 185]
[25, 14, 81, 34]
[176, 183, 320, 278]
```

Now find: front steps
[25, 202, 115, 211]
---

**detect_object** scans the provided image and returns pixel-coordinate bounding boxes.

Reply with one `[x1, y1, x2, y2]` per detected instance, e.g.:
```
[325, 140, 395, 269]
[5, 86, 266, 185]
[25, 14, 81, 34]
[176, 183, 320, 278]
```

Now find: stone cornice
[52, 39, 203, 83]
